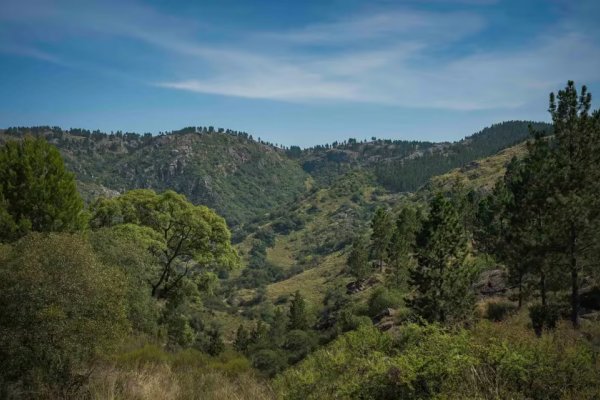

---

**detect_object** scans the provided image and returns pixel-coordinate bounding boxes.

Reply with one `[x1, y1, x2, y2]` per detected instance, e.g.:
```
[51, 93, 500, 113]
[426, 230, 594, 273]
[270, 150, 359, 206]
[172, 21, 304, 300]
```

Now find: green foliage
[234, 324, 251, 353]
[288, 291, 309, 330]
[251, 349, 288, 377]
[387, 204, 420, 288]
[346, 236, 370, 280]
[0, 233, 129, 398]
[371, 207, 393, 270]
[529, 304, 560, 336]
[89, 226, 162, 335]
[480, 81, 600, 328]
[367, 287, 404, 317]
[283, 330, 318, 364]
[90, 189, 239, 298]
[275, 322, 600, 400]
[0, 137, 85, 242]
[374, 121, 552, 192]
[409, 193, 477, 324]
[485, 301, 518, 322]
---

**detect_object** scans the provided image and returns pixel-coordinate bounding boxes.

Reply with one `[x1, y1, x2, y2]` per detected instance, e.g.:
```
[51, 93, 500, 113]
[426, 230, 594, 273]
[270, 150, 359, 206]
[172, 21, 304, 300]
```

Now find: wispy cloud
[0, 43, 67, 65]
[1, 0, 599, 111]
[263, 10, 485, 45]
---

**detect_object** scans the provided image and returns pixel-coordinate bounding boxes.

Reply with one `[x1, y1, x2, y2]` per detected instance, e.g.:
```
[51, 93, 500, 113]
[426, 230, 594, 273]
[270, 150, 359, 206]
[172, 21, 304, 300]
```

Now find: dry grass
[86, 347, 275, 400]
[266, 237, 296, 271]
[430, 142, 528, 192]
[267, 251, 349, 306]
[88, 365, 274, 400]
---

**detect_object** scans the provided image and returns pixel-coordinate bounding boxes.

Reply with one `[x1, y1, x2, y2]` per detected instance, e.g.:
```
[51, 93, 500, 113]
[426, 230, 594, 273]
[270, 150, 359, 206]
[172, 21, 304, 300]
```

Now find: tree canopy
[90, 189, 239, 297]
[0, 137, 84, 242]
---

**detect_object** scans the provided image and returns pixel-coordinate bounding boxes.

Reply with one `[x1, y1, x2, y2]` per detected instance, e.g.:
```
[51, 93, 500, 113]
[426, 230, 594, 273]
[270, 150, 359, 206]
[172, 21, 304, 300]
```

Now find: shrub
[0, 233, 129, 398]
[367, 287, 404, 317]
[486, 301, 518, 322]
[251, 349, 288, 377]
[529, 304, 560, 336]
[275, 321, 600, 400]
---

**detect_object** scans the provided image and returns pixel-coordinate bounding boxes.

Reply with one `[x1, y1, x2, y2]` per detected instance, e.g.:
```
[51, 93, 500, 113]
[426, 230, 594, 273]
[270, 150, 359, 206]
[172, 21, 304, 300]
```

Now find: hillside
[0, 121, 549, 228]
[425, 141, 528, 193]
[0, 127, 309, 226]
[237, 141, 529, 309]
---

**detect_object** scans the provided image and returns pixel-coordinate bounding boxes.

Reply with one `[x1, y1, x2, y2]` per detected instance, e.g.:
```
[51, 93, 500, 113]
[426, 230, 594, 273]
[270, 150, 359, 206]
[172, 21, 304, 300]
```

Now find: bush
[367, 287, 404, 317]
[275, 322, 600, 400]
[283, 330, 318, 364]
[251, 349, 288, 377]
[486, 301, 517, 322]
[0, 233, 129, 398]
[529, 304, 560, 336]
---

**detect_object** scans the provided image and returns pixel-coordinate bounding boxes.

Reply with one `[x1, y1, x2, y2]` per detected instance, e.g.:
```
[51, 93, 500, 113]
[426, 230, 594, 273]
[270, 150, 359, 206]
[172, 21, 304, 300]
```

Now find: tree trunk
[570, 227, 579, 328]
[517, 274, 523, 309]
[540, 272, 546, 307]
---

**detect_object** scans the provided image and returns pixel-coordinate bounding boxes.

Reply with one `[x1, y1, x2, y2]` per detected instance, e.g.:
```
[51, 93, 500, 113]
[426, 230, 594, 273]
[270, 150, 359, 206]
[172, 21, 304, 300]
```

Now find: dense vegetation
[0, 120, 546, 229]
[1, 82, 599, 399]
[0, 127, 309, 226]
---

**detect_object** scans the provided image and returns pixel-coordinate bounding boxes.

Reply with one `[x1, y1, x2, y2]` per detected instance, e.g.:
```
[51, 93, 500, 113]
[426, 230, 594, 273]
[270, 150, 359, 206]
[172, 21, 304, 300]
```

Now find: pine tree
[270, 307, 289, 347]
[409, 193, 476, 324]
[347, 236, 370, 280]
[371, 207, 393, 272]
[288, 291, 308, 330]
[387, 205, 420, 289]
[0, 137, 84, 242]
[546, 81, 600, 327]
[234, 324, 250, 353]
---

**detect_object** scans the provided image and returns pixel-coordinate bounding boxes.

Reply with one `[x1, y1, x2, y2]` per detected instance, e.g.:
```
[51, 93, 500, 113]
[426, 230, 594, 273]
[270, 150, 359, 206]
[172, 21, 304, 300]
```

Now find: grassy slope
[234, 169, 403, 308]
[239, 140, 530, 312]
[427, 141, 528, 192]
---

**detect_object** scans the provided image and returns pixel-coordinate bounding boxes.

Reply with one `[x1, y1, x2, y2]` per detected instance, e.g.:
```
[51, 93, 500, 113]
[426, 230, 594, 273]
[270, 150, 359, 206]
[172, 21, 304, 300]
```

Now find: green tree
[0, 137, 84, 242]
[89, 225, 164, 335]
[387, 205, 420, 288]
[371, 207, 393, 272]
[347, 236, 370, 280]
[90, 189, 239, 298]
[288, 291, 309, 331]
[270, 307, 289, 347]
[0, 233, 128, 397]
[409, 193, 476, 324]
[546, 82, 600, 327]
[234, 324, 250, 353]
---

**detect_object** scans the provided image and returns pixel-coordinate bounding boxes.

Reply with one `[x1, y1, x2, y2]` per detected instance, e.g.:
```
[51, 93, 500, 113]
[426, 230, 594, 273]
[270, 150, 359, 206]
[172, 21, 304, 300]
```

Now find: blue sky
[1, 0, 599, 146]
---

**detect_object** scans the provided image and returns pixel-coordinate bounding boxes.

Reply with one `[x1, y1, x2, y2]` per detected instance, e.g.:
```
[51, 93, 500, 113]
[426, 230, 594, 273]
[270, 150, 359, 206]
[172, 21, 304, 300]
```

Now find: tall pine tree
[387, 205, 420, 289]
[409, 193, 476, 324]
[547, 82, 600, 327]
[371, 207, 393, 272]
[347, 236, 370, 280]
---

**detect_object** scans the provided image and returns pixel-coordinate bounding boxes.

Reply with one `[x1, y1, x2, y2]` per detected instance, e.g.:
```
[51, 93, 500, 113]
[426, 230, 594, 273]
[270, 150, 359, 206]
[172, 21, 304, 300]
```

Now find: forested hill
[0, 126, 309, 226]
[0, 120, 550, 226]
[299, 120, 551, 190]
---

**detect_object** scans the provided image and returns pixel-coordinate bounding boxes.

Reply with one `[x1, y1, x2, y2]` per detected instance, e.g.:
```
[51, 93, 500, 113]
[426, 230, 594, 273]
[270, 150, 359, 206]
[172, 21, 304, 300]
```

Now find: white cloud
[1, 0, 599, 111]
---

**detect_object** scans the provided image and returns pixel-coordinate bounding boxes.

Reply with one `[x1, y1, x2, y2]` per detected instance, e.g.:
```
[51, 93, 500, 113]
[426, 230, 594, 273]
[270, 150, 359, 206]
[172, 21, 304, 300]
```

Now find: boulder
[376, 320, 395, 331]
[475, 269, 508, 297]
[373, 308, 397, 323]
[580, 286, 600, 311]
[346, 276, 381, 295]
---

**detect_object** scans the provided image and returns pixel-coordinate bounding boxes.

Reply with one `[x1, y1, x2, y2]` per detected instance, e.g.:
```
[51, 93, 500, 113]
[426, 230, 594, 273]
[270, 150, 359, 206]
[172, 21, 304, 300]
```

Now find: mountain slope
[0, 121, 549, 229]
[0, 127, 309, 226]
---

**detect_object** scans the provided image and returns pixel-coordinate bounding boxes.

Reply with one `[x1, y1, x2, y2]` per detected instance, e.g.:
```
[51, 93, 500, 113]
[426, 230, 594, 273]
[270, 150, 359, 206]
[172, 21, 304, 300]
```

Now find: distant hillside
[0, 127, 309, 226]
[425, 141, 529, 194]
[296, 121, 551, 191]
[0, 121, 549, 228]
